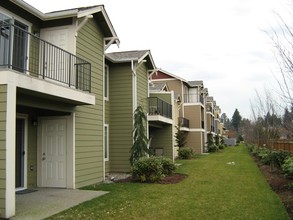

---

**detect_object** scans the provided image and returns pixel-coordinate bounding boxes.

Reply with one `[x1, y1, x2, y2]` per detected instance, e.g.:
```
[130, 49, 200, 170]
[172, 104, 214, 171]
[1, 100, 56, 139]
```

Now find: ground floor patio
[12, 188, 107, 220]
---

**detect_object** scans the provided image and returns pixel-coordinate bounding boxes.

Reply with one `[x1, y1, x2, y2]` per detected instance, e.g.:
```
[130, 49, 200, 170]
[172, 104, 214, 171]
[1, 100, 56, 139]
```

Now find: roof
[149, 82, 168, 92]
[188, 80, 204, 88]
[155, 69, 204, 88]
[10, 0, 119, 44]
[106, 50, 156, 70]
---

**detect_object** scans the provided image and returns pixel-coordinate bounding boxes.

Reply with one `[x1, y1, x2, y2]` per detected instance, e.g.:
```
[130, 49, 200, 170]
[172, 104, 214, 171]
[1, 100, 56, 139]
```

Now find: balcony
[148, 97, 172, 119]
[184, 94, 204, 104]
[0, 23, 91, 92]
[178, 117, 189, 128]
[148, 97, 173, 126]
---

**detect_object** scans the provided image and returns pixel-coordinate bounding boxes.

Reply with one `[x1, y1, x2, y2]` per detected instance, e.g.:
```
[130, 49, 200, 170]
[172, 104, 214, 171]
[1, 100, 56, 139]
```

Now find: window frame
[104, 124, 109, 161]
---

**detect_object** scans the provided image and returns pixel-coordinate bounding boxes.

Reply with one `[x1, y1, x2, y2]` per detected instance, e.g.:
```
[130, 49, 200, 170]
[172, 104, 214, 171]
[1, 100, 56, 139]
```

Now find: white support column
[5, 84, 16, 218]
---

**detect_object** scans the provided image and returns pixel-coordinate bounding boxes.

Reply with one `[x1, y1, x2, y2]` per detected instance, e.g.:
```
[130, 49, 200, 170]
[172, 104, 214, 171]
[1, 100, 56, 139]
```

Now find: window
[0, 12, 28, 72]
[104, 124, 109, 161]
[104, 64, 109, 100]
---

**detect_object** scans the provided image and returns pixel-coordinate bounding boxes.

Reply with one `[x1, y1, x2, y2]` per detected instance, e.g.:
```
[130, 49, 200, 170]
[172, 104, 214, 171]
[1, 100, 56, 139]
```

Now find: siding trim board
[5, 84, 16, 218]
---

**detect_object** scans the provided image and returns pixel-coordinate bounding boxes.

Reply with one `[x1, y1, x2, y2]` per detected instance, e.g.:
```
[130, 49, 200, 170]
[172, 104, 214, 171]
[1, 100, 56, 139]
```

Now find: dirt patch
[253, 157, 293, 219]
[113, 173, 187, 184]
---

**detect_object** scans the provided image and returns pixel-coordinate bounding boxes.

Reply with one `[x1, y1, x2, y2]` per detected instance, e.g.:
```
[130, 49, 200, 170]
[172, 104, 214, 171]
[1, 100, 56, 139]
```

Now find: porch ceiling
[17, 87, 89, 107]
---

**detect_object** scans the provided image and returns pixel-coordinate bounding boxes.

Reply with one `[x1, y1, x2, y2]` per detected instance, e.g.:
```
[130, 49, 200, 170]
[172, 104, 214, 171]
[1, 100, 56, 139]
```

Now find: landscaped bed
[253, 156, 293, 219]
[47, 145, 290, 220]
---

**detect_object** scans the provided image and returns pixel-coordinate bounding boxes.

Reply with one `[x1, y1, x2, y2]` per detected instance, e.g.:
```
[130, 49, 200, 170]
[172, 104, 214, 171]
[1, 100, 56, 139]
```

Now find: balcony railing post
[69, 54, 72, 88]
[42, 41, 46, 79]
[8, 24, 13, 69]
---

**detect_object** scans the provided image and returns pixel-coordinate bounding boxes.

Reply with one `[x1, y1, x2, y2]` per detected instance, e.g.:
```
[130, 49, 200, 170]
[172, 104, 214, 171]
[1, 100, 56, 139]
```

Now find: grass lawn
[47, 144, 289, 220]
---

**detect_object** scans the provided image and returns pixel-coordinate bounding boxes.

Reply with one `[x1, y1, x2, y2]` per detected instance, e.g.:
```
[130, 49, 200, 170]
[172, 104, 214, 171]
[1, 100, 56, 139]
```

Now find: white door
[41, 119, 67, 188]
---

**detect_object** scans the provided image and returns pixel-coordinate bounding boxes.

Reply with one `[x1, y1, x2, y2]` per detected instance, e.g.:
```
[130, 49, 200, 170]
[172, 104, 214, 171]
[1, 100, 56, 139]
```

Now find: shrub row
[247, 144, 293, 178]
[131, 156, 176, 182]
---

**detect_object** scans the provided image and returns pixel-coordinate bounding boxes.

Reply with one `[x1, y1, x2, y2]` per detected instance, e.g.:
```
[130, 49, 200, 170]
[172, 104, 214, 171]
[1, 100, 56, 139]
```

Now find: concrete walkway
[12, 188, 108, 220]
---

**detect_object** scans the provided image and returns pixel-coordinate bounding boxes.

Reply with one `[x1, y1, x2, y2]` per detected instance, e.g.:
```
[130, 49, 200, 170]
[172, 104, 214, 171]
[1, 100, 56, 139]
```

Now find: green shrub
[159, 157, 176, 175]
[131, 156, 176, 182]
[178, 148, 193, 159]
[218, 144, 225, 150]
[269, 151, 292, 168]
[208, 144, 219, 153]
[282, 156, 293, 178]
[257, 148, 271, 165]
[246, 143, 259, 156]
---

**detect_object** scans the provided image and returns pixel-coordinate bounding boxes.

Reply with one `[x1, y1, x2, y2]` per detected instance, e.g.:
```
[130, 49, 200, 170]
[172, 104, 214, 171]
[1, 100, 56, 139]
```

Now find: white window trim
[15, 114, 28, 192]
[104, 124, 109, 161]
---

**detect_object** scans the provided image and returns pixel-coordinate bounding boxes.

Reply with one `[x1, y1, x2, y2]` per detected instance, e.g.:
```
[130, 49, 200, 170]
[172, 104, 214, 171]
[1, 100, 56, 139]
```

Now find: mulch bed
[253, 157, 293, 219]
[114, 173, 187, 184]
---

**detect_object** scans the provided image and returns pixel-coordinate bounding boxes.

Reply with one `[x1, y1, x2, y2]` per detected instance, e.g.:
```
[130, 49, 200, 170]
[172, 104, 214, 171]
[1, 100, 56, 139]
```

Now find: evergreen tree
[231, 109, 242, 131]
[175, 124, 187, 148]
[129, 106, 150, 165]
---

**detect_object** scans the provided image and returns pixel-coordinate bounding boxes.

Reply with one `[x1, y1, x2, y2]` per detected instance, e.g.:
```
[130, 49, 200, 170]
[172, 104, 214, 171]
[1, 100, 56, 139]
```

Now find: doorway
[15, 116, 27, 191]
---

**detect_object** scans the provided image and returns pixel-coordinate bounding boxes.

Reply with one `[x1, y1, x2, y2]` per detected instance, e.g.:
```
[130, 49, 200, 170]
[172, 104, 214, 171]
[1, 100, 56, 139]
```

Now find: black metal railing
[183, 94, 204, 104]
[178, 117, 189, 128]
[0, 23, 91, 92]
[148, 97, 172, 119]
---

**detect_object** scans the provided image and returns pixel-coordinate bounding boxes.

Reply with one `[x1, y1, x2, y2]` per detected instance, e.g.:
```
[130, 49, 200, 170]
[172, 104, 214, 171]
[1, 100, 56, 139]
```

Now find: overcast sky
[25, 0, 290, 119]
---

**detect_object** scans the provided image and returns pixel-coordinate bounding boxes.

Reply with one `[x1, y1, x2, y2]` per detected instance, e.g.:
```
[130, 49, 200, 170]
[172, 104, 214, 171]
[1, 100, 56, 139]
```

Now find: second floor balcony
[148, 97, 172, 119]
[0, 23, 91, 92]
[178, 117, 189, 128]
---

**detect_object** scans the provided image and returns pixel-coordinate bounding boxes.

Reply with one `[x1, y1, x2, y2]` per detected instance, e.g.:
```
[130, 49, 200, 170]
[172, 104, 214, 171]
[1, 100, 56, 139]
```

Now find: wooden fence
[258, 139, 293, 153]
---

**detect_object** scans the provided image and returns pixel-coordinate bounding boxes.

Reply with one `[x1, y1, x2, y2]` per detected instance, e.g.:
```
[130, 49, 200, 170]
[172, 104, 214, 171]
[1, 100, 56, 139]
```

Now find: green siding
[109, 63, 133, 172]
[105, 101, 110, 173]
[0, 85, 7, 218]
[150, 125, 173, 158]
[75, 18, 104, 187]
[136, 64, 148, 111]
[150, 93, 172, 104]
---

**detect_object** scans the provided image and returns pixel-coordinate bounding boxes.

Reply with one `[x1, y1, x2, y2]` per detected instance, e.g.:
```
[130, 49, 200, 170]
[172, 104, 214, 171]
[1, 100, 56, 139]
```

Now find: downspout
[131, 60, 137, 112]
[131, 60, 137, 147]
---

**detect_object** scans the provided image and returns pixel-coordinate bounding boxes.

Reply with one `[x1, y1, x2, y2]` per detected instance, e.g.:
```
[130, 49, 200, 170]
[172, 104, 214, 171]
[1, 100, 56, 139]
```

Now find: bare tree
[249, 88, 282, 146]
[267, 12, 293, 108]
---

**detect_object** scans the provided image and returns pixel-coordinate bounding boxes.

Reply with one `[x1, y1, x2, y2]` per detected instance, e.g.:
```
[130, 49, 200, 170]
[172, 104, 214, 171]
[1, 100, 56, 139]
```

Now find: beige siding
[109, 63, 133, 172]
[75, 18, 104, 187]
[164, 80, 182, 97]
[186, 131, 202, 154]
[184, 105, 201, 129]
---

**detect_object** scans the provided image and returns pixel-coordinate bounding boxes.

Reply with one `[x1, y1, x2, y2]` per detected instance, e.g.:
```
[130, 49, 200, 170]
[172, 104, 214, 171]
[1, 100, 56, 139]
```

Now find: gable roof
[154, 69, 204, 88]
[106, 50, 156, 70]
[10, 0, 119, 44]
[149, 82, 169, 92]
[188, 80, 204, 88]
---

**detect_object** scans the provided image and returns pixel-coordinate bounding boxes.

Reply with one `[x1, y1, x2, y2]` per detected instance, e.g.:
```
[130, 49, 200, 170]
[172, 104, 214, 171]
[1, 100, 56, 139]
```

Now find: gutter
[11, 0, 79, 20]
